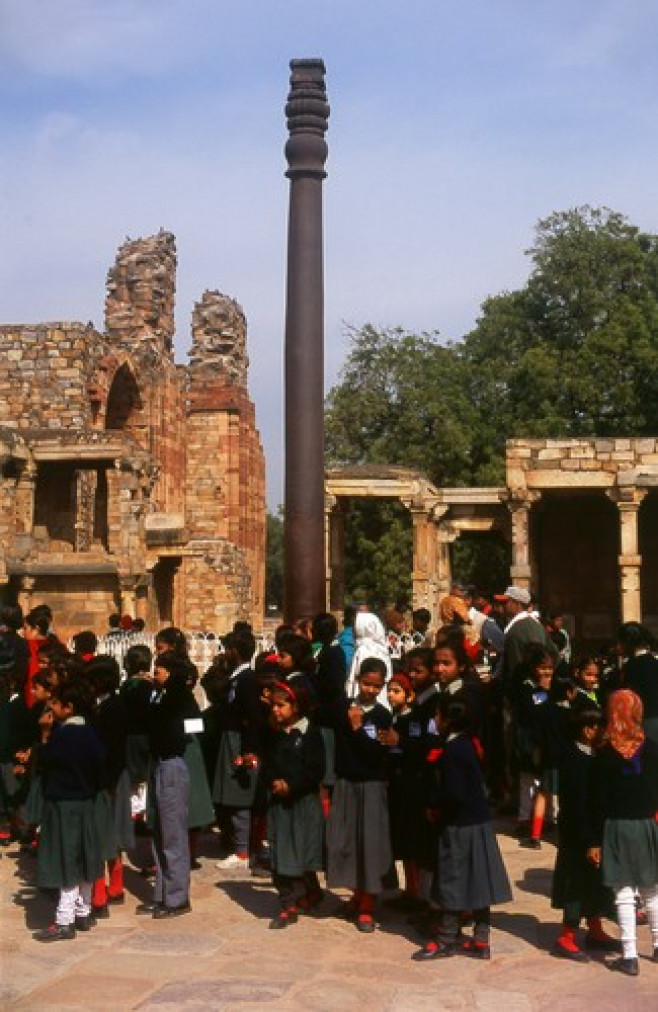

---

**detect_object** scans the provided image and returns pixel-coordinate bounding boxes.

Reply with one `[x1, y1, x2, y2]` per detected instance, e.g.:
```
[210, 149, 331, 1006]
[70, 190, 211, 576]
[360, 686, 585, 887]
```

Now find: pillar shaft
[283, 59, 330, 621]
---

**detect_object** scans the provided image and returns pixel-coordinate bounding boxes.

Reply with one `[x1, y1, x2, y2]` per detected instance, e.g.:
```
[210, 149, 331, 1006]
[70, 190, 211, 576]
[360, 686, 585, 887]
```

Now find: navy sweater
[428, 733, 491, 827]
[333, 700, 392, 782]
[41, 721, 105, 801]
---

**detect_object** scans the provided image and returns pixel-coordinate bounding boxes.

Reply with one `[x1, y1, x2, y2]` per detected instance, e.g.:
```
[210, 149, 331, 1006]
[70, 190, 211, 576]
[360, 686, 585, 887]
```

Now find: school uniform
[212, 662, 264, 857]
[552, 741, 612, 925]
[93, 692, 134, 861]
[313, 643, 348, 787]
[387, 693, 436, 865]
[148, 673, 197, 910]
[37, 718, 105, 926]
[429, 732, 511, 943]
[590, 739, 658, 891]
[326, 699, 393, 895]
[266, 717, 325, 909]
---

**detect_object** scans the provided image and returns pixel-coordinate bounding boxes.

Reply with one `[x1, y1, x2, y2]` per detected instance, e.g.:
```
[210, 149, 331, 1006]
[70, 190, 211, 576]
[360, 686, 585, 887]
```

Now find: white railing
[73, 630, 274, 676]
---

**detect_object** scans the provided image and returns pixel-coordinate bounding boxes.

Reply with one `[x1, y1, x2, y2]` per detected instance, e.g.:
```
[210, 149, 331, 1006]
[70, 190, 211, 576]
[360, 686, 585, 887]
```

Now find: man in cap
[498, 586, 558, 689]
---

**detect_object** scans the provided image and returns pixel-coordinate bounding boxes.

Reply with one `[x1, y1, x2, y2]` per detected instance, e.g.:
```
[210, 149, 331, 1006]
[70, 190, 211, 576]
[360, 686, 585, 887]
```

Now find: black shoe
[91, 904, 109, 919]
[551, 941, 589, 962]
[107, 893, 125, 905]
[652, 948, 658, 964]
[411, 941, 455, 961]
[152, 902, 191, 919]
[190, 858, 202, 871]
[74, 914, 95, 932]
[356, 915, 376, 933]
[519, 838, 542, 850]
[269, 909, 298, 929]
[33, 923, 76, 942]
[459, 938, 491, 960]
[250, 864, 271, 879]
[136, 901, 163, 915]
[608, 956, 639, 976]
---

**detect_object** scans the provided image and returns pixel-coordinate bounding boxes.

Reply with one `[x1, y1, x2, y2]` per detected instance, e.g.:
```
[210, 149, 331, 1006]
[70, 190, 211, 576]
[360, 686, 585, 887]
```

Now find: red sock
[530, 814, 544, 841]
[321, 789, 331, 818]
[92, 875, 107, 908]
[557, 926, 580, 953]
[108, 856, 123, 898]
[358, 892, 374, 916]
[586, 916, 613, 942]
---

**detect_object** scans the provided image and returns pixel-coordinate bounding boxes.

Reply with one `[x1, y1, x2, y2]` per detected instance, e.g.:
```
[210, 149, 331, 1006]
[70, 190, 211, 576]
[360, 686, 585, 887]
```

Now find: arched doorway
[105, 362, 144, 440]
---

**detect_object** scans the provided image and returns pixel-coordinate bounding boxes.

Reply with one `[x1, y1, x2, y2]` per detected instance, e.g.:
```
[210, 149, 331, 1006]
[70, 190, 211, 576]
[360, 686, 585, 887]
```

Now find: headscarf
[606, 689, 645, 760]
[346, 612, 392, 698]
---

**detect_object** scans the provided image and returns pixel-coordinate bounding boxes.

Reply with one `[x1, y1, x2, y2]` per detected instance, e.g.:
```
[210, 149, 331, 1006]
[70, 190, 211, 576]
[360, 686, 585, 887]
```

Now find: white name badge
[363, 724, 377, 739]
[184, 718, 204, 734]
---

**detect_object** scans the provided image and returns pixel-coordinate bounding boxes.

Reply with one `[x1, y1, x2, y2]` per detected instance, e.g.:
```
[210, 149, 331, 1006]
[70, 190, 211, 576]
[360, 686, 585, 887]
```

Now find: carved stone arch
[94, 355, 147, 445]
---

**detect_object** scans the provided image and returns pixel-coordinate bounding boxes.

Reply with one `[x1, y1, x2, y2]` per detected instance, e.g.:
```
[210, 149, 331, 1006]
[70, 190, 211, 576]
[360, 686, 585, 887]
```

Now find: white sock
[640, 884, 658, 951]
[615, 886, 637, 959]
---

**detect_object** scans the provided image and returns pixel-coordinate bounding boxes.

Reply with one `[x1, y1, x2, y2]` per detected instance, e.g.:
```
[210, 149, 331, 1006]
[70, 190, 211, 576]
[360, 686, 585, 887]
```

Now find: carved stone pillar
[18, 574, 36, 613]
[607, 487, 647, 623]
[75, 468, 97, 552]
[409, 505, 438, 616]
[325, 495, 346, 613]
[14, 462, 37, 536]
[435, 517, 458, 603]
[507, 492, 540, 588]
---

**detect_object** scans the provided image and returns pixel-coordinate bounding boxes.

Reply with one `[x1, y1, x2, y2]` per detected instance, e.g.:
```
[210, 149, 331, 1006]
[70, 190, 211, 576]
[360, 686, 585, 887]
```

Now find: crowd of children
[1, 601, 658, 976]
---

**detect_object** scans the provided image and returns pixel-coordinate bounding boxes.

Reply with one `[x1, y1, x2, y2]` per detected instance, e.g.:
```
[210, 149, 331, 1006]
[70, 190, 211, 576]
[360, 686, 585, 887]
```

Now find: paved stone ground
[1, 823, 657, 1011]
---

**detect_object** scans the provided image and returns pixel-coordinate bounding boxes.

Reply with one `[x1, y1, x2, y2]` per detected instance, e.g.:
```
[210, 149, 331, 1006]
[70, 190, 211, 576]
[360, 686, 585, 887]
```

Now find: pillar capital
[606, 486, 648, 510]
[284, 59, 330, 180]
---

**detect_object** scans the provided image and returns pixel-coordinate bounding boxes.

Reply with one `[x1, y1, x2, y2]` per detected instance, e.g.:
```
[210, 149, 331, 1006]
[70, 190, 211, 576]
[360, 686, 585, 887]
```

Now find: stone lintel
[8, 561, 119, 576]
[525, 470, 614, 489]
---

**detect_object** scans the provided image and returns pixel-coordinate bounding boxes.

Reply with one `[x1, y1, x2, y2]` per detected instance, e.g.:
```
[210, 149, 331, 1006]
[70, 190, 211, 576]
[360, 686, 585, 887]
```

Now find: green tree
[325, 206, 658, 604]
[265, 509, 284, 612]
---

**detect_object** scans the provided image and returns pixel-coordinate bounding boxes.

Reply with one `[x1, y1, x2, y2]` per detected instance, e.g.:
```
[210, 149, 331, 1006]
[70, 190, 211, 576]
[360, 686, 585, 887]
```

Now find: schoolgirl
[180, 657, 216, 870]
[88, 655, 133, 916]
[551, 703, 618, 961]
[326, 657, 393, 932]
[33, 678, 105, 941]
[433, 632, 485, 740]
[589, 689, 658, 975]
[573, 655, 602, 709]
[380, 672, 422, 908]
[413, 696, 511, 961]
[120, 643, 154, 822]
[137, 652, 199, 918]
[212, 629, 264, 869]
[265, 681, 325, 928]
[514, 645, 556, 846]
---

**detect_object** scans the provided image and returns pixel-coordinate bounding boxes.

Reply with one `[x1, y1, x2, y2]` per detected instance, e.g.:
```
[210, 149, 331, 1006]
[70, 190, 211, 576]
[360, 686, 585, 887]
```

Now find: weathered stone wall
[105, 229, 176, 358]
[0, 231, 266, 638]
[190, 291, 248, 386]
[0, 323, 100, 431]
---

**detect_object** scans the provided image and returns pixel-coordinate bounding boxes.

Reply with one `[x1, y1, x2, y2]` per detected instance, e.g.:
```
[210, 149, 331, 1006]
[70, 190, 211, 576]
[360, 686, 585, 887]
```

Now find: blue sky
[2, 0, 658, 506]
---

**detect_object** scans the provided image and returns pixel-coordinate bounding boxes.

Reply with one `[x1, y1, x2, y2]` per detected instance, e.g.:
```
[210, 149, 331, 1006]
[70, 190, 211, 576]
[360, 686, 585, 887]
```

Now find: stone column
[325, 495, 346, 613]
[507, 493, 539, 588]
[283, 58, 330, 621]
[607, 488, 647, 623]
[409, 505, 437, 615]
[14, 462, 37, 536]
[74, 468, 97, 552]
[435, 515, 458, 605]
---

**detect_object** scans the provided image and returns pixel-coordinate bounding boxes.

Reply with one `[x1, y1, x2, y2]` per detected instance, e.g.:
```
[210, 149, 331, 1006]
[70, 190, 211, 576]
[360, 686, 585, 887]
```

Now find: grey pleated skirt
[602, 818, 658, 889]
[326, 779, 393, 895]
[432, 822, 512, 911]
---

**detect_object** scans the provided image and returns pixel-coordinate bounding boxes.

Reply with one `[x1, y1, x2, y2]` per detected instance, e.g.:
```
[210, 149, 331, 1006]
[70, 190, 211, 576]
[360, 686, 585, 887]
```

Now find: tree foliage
[325, 206, 658, 603]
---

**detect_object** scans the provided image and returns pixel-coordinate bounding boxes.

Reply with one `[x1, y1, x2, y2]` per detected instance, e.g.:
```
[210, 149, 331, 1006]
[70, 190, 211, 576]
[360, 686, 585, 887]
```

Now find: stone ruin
[0, 233, 266, 638]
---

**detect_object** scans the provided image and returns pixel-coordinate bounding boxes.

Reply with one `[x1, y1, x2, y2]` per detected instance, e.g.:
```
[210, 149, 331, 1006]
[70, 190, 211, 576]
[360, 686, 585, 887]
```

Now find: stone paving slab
[2, 827, 658, 1011]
